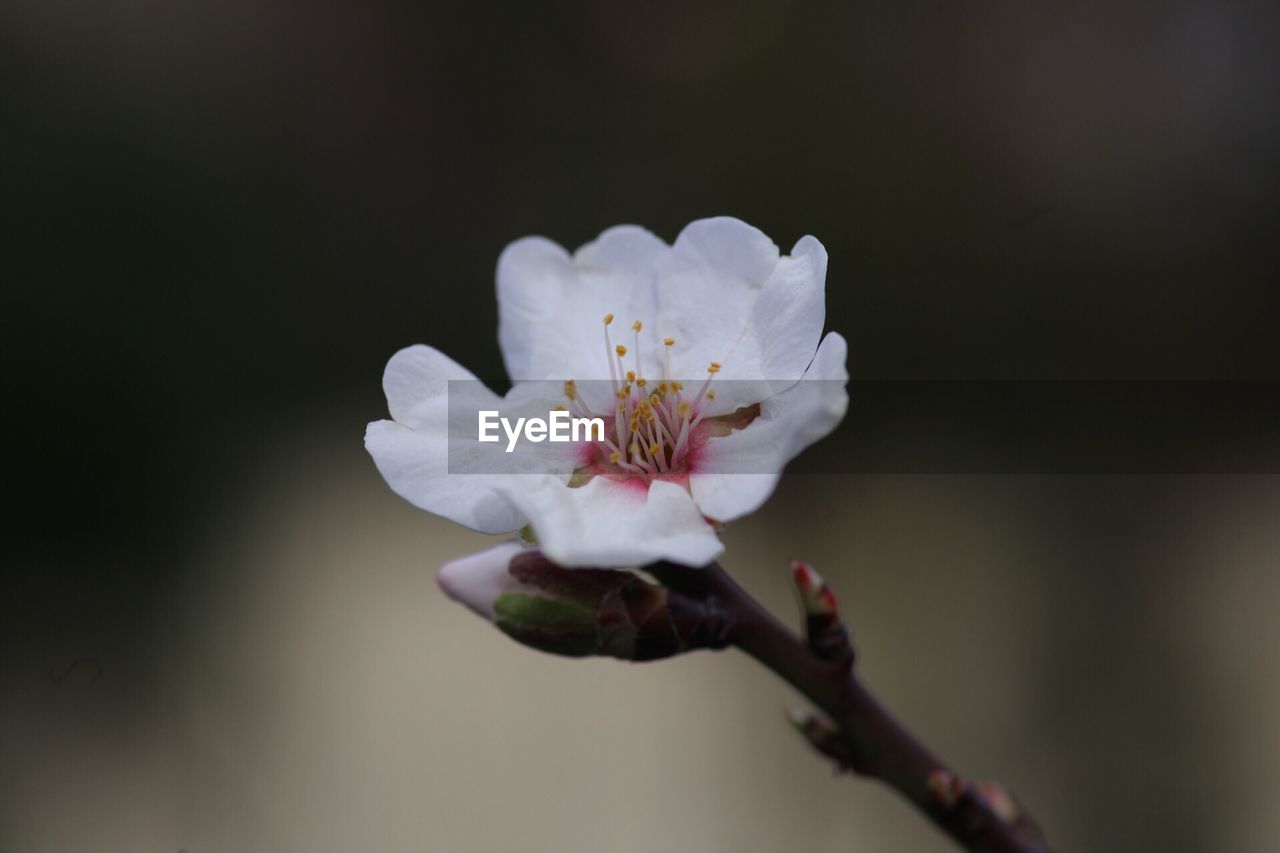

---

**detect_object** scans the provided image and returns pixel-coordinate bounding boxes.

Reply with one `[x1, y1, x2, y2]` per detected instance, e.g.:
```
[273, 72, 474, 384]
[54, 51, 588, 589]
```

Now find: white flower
[366, 217, 849, 568]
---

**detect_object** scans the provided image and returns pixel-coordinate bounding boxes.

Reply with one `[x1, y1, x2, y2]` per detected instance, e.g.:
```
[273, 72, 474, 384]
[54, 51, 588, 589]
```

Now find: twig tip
[789, 559, 839, 616]
[927, 769, 967, 810]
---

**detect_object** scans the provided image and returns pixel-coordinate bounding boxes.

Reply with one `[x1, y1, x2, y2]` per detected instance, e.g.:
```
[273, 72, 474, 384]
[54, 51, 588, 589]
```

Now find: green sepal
[493, 592, 599, 657]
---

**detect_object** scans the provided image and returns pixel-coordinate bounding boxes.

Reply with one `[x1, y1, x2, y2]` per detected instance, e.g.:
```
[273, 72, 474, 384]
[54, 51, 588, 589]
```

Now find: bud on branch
[786, 708, 863, 774]
[790, 559, 854, 669]
[440, 547, 1051, 852]
[437, 543, 731, 661]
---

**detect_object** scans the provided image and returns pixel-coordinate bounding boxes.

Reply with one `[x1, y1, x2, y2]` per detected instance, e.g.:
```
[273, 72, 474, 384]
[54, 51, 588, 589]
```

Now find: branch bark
[648, 561, 1050, 853]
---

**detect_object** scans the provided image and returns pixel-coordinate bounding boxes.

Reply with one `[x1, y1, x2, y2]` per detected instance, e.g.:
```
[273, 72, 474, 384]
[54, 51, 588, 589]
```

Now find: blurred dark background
[4, 3, 1280, 852]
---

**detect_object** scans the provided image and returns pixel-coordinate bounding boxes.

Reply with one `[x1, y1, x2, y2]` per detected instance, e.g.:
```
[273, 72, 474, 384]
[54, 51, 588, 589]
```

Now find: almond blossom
[365, 217, 848, 568]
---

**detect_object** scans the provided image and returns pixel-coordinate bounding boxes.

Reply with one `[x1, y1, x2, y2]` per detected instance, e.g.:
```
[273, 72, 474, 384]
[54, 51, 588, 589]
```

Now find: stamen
[649, 409, 677, 449]
[604, 440, 643, 473]
[633, 322, 642, 382]
[629, 442, 653, 474]
[602, 315, 618, 391]
[672, 418, 691, 463]
[690, 369, 716, 411]
[614, 346, 629, 383]
[688, 390, 716, 433]
[654, 443, 670, 473]
[572, 315, 729, 479]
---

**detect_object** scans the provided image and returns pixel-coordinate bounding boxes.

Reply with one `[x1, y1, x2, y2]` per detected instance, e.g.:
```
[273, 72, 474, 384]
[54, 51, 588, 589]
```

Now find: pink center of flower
[559, 313, 753, 488]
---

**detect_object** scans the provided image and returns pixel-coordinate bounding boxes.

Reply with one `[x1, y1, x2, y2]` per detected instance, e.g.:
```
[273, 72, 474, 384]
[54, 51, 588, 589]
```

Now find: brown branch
[481, 549, 1048, 850]
[647, 561, 1051, 853]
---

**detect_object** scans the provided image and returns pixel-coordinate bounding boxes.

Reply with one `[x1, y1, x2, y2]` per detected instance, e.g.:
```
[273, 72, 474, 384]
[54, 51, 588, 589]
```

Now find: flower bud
[789, 559, 853, 667]
[785, 707, 859, 774]
[790, 559, 838, 616]
[437, 542, 526, 618]
[927, 769, 967, 810]
[437, 544, 728, 661]
[975, 781, 1022, 825]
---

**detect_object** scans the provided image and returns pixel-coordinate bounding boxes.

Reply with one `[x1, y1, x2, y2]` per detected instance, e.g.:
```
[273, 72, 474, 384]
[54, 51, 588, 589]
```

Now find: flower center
[560, 313, 726, 484]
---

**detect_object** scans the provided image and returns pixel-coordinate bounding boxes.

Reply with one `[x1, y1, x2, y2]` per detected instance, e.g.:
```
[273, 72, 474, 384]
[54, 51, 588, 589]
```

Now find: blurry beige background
[6, 420, 1279, 852]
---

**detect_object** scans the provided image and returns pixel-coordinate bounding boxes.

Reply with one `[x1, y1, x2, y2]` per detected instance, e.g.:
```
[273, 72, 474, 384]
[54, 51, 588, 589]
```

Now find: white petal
[751, 235, 829, 387]
[496, 218, 829, 418]
[365, 345, 527, 534]
[497, 226, 667, 382]
[383, 343, 485, 429]
[497, 476, 724, 568]
[658, 219, 828, 414]
[689, 332, 849, 522]
[436, 541, 526, 619]
[365, 421, 527, 534]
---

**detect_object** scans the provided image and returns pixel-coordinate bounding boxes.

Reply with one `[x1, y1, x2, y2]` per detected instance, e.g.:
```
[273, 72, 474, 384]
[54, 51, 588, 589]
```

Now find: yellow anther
[635, 377, 647, 388]
[672, 381, 684, 392]
[663, 337, 675, 347]
[563, 380, 577, 400]
[708, 362, 721, 373]
[658, 382, 669, 394]
[649, 393, 661, 407]
[707, 390, 716, 399]
[678, 402, 691, 417]
[553, 404, 566, 411]
[616, 344, 628, 357]
[609, 451, 621, 464]
[603, 313, 614, 325]
[631, 320, 643, 332]
[648, 442, 661, 456]
[626, 370, 637, 382]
